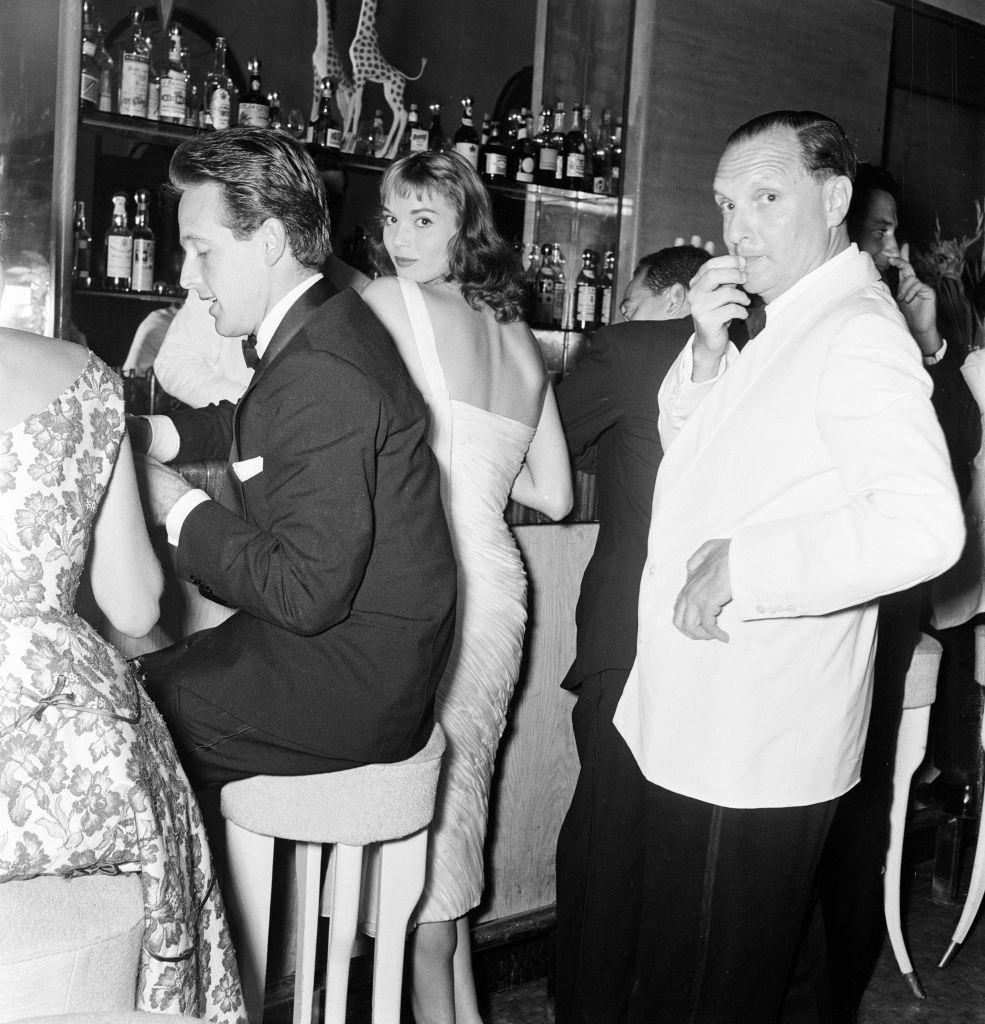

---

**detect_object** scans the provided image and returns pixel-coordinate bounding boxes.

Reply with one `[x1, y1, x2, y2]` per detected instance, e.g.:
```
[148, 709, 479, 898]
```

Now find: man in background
[554, 244, 711, 1024]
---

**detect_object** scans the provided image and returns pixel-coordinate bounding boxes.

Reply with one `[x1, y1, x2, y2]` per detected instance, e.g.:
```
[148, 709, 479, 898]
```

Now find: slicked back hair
[168, 127, 333, 269]
[725, 110, 858, 183]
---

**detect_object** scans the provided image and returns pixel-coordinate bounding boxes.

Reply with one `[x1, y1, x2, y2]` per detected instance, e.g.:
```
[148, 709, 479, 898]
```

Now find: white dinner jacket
[614, 246, 964, 808]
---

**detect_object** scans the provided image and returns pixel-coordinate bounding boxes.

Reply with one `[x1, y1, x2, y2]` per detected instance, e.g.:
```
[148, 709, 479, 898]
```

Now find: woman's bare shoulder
[0, 329, 89, 378]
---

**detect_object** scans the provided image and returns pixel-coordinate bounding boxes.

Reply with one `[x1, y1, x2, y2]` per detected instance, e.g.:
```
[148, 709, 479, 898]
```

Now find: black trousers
[555, 669, 646, 1024]
[629, 782, 838, 1024]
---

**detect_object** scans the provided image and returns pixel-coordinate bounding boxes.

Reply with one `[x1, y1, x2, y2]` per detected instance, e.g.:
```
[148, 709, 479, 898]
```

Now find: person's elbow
[537, 485, 574, 522]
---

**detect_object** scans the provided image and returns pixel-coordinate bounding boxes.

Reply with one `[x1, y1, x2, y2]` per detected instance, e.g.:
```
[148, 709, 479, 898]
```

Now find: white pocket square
[232, 455, 264, 482]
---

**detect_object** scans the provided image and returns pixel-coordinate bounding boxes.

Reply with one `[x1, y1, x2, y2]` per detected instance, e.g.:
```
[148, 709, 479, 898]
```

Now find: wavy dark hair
[168, 127, 332, 268]
[370, 151, 526, 323]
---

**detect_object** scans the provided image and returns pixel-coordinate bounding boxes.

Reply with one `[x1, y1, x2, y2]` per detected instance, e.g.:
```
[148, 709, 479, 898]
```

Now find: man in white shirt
[611, 110, 964, 1022]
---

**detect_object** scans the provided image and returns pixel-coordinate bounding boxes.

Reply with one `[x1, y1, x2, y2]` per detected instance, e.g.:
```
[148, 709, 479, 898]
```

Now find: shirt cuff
[143, 415, 181, 462]
[923, 338, 947, 366]
[165, 489, 210, 547]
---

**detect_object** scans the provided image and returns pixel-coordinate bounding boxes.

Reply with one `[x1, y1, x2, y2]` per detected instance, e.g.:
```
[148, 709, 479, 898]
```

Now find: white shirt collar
[763, 244, 857, 321]
[254, 272, 323, 358]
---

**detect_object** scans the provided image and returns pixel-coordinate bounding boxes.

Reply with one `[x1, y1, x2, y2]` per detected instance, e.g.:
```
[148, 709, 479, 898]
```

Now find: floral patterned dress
[0, 352, 245, 1023]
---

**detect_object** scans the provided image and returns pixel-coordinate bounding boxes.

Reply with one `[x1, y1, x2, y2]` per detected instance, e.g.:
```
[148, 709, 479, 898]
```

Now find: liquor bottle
[481, 121, 508, 183]
[533, 242, 556, 328]
[158, 23, 187, 124]
[453, 96, 479, 169]
[186, 84, 202, 128]
[598, 250, 616, 326]
[118, 7, 149, 118]
[479, 113, 491, 150]
[563, 104, 587, 192]
[511, 113, 537, 184]
[79, 1, 99, 110]
[72, 201, 92, 288]
[147, 61, 161, 121]
[204, 36, 235, 129]
[534, 107, 557, 187]
[610, 118, 624, 193]
[550, 103, 567, 185]
[130, 189, 155, 293]
[105, 192, 133, 291]
[313, 78, 342, 149]
[592, 108, 613, 195]
[427, 103, 445, 152]
[581, 104, 593, 190]
[550, 243, 568, 328]
[399, 103, 429, 155]
[268, 92, 282, 130]
[238, 58, 270, 127]
[574, 249, 599, 330]
[523, 242, 540, 321]
[362, 109, 386, 157]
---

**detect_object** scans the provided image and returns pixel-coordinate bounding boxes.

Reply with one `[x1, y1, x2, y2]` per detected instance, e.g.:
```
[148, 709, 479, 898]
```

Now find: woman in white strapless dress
[363, 151, 573, 1023]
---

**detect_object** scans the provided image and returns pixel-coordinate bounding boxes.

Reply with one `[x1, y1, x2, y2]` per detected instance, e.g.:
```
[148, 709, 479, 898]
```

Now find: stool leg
[294, 842, 323, 1024]
[225, 819, 275, 1024]
[372, 829, 428, 1024]
[323, 843, 364, 1024]
[884, 705, 930, 998]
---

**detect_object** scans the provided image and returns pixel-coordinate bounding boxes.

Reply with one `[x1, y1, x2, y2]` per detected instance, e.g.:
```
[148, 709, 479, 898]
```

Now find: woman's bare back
[0, 330, 90, 433]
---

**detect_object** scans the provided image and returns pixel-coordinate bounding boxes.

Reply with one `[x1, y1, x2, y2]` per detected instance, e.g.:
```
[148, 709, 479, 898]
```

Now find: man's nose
[179, 252, 198, 292]
[724, 210, 749, 249]
[882, 232, 901, 259]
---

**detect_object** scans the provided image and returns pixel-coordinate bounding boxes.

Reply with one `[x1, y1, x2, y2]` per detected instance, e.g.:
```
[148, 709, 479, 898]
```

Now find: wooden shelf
[73, 286, 184, 304]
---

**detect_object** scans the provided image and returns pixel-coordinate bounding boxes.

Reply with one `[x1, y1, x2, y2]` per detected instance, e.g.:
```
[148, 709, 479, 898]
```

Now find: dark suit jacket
[555, 318, 692, 690]
[143, 280, 457, 764]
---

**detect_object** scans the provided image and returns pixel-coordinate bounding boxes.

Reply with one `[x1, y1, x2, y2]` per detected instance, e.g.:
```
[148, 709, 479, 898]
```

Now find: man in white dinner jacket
[611, 110, 965, 1023]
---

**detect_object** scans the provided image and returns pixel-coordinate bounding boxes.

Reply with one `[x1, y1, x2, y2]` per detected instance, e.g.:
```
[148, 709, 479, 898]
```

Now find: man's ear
[260, 217, 289, 266]
[665, 282, 686, 316]
[825, 175, 853, 228]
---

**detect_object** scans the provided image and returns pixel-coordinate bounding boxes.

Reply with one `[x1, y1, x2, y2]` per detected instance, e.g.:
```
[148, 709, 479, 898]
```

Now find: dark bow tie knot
[746, 305, 767, 340]
[242, 334, 259, 370]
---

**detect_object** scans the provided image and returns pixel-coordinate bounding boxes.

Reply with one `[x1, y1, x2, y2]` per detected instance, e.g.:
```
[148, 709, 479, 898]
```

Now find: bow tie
[746, 304, 767, 339]
[242, 333, 259, 370]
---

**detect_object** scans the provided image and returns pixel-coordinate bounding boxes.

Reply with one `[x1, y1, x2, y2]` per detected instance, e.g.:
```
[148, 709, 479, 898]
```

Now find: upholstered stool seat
[220, 723, 446, 1024]
[0, 873, 144, 1023]
[883, 631, 942, 998]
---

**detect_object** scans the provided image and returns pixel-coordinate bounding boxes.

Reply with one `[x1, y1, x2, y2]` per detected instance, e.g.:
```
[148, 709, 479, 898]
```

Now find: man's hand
[673, 538, 732, 642]
[886, 243, 941, 358]
[132, 452, 194, 527]
[687, 256, 750, 381]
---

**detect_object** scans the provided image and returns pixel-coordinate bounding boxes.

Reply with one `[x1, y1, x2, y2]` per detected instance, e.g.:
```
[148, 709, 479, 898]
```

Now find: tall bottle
[313, 77, 342, 149]
[158, 26, 187, 124]
[204, 36, 235, 129]
[511, 113, 537, 185]
[130, 189, 155, 293]
[550, 103, 567, 185]
[105, 192, 133, 291]
[592, 108, 613, 195]
[551, 242, 568, 328]
[598, 250, 616, 326]
[238, 58, 270, 127]
[574, 248, 599, 330]
[118, 7, 149, 119]
[94, 21, 114, 113]
[533, 242, 556, 328]
[453, 96, 479, 169]
[399, 103, 429, 155]
[610, 118, 623, 193]
[79, 0, 99, 110]
[481, 121, 508, 183]
[72, 201, 92, 288]
[534, 107, 557, 187]
[563, 104, 587, 192]
[427, 103, 445, 152]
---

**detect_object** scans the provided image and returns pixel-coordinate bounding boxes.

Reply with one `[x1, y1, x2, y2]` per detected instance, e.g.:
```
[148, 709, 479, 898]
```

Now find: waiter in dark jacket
[553, 244, 710, 1024]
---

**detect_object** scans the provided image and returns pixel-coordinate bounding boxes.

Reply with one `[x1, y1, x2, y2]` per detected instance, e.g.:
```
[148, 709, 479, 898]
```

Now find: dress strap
[396, 276, 453, 511]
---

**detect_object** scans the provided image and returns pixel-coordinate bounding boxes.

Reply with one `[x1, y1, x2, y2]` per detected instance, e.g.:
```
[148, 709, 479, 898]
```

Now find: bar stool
[220, 723, 445, 1024]
[883, 631, 942, 998]
[939, 622, 985, 968]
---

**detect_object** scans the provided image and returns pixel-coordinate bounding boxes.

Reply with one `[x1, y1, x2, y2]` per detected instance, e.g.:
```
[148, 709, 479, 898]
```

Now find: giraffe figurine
[346, 0, 427, 160]
[311, 0, 355, 129]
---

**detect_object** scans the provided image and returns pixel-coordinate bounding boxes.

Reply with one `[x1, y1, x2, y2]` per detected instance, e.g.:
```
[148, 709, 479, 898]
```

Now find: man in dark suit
[130, 127, 457, 788]
[553, 244, 710, 1024]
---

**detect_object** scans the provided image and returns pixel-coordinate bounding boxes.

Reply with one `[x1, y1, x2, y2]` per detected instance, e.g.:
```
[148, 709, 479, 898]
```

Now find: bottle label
[83, 40, 96, 57]
[81, 69, 98, 105]
[131, 238, 155, 291]
[515, 156, 535, 183]
[325, 128, 342, 149]
[119, 54, 149, 117]
[484, 152, 507, 178]
[239, 102, 270, 127]
[98, 69, 113, 112]
[159, 74, 187, 121]
[600, 285, 612, 325]
[593, 176, 608, 195]
[454, 141, 478, 168]
[565, 153, 585, 181]
[576, 283, 596, 323]
[552, 282, 566, 324]
[538, 146, 558, 173]
[534, 280, 555, 324]
[209, 88, 231, 129]
[409, 128, 429, 152]
[106, 236, 134, 280]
